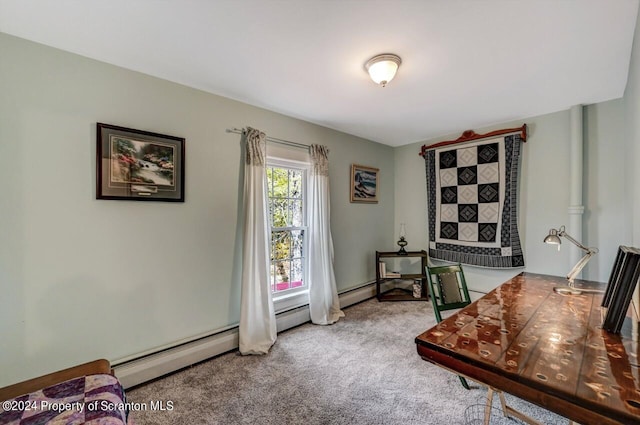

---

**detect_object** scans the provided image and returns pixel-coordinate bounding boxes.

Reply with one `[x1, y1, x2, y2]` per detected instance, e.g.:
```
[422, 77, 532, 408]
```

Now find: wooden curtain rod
[419, 124, 527, 157]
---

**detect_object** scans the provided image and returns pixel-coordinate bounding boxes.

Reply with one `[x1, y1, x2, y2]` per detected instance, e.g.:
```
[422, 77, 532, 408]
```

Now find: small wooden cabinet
[375, 250, 429, 301]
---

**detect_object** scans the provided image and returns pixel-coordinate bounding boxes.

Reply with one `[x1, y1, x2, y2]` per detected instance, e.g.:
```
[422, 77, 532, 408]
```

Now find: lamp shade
[365, 54, 401, 87]
[543, 228, 562, 245]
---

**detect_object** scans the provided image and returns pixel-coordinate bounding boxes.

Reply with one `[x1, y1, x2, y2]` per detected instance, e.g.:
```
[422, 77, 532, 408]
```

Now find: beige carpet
[127, 299, 566, 424]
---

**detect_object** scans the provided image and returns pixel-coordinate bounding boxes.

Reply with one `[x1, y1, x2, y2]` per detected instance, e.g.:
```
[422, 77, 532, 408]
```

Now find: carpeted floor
[127, 299, 567, 424]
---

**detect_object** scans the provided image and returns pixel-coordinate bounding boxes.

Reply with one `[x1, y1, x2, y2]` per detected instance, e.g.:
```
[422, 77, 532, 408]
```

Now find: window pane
[292, 229, 304, 258]
[290, 200, 303, 227]
[271, 199, 288, 228]
[289, 169, 302, 199]
[271, 168, 288, 198]
[290, 258, 304, 289]
[271, 230, 290, 261]
[275, 259, 291, 292]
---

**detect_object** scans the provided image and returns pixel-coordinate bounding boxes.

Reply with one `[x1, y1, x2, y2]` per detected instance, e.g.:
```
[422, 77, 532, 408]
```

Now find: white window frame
[266, 156, 310, 311]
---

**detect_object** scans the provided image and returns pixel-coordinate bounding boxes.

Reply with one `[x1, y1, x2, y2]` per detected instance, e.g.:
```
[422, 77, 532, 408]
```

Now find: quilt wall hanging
[420, 125, 527, 268]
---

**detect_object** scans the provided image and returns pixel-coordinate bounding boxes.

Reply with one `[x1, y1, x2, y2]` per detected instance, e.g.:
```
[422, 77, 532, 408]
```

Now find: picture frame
[96, 123, 185, 202]
[350, 164, 379, 203]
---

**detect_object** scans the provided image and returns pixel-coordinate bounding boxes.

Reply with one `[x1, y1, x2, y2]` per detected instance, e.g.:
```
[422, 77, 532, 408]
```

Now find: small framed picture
[96, 123, 185, 202]
[350, 164, 379, 203]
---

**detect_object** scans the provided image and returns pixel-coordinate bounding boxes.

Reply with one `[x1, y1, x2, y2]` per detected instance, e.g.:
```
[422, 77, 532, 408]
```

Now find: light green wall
[624, 5, 640, 248]
[583, 99, 632, 279]
[0, 33, 394, 386]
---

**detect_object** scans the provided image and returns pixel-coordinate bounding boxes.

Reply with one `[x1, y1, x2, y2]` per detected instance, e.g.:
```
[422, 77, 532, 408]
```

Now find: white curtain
[239, 127, 277, 354]
[308, 144, 344, 325]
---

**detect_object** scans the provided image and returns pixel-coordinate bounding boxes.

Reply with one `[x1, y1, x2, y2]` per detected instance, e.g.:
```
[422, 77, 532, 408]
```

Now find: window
[266, 159, 308, 297]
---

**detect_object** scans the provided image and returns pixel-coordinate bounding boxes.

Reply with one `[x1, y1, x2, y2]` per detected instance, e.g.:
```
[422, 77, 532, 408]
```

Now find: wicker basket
[463, 401, 511, 425]
[463, 395, 565, 425]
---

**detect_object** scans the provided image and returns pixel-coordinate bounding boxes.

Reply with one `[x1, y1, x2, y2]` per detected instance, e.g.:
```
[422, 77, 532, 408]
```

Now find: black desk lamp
[544, 225, 601, 295]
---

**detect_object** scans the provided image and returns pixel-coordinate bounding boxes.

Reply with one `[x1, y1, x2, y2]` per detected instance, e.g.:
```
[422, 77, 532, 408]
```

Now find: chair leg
[458, 375, 470, 389]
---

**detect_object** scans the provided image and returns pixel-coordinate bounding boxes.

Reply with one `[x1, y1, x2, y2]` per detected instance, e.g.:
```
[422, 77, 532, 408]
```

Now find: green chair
[425, 263, 472, 390]
[425, 263, 472, 322]
[425, 264, 542, 424]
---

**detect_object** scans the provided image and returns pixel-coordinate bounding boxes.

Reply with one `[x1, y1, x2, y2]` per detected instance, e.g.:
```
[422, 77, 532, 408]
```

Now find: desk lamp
[544, 225, 600, 295]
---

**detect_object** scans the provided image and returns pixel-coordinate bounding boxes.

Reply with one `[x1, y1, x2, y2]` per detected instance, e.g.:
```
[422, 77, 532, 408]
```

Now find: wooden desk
[415, 272, 640, 425]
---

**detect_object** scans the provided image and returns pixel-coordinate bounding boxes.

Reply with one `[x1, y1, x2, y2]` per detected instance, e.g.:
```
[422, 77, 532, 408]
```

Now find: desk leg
[484, 388, 495, 425]
[496, 388, 544, 425]
[484, 387, 545, 425]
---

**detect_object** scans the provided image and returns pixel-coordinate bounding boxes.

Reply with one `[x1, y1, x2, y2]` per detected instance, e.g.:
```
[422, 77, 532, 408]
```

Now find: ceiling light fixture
[365, 54, 401, 87]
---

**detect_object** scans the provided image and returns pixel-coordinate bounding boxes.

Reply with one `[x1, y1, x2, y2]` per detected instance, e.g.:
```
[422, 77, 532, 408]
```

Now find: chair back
[425, 264, 471, 322]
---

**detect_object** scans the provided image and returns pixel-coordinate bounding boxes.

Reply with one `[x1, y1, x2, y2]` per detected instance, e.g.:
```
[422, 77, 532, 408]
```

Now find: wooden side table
[376, 250, 428, 301]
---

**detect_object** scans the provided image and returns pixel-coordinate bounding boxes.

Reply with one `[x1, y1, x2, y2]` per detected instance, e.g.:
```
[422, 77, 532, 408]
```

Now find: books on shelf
[379, 261, 401, 278]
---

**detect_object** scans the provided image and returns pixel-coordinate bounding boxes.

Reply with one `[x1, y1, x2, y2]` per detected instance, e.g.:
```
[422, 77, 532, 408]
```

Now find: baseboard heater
[113, 282, 376, 388]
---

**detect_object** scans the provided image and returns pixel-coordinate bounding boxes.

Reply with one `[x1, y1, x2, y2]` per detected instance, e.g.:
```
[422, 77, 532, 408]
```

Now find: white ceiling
[0, 0, 638, 146]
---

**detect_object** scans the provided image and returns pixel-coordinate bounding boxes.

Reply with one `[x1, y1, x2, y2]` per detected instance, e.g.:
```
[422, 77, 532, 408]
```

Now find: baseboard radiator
[113, 282, 377, 388]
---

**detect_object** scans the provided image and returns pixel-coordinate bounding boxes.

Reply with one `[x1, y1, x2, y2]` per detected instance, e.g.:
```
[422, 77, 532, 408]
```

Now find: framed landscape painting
[96, 123, 185, 202]
[350, 164, 379, 203]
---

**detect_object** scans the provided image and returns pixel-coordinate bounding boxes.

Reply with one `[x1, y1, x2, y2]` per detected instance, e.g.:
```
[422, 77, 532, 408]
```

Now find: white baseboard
[114, 329, 239, 389]
[339, 282, 377, 307]
[275, 306, 311, 333]
[113, 281, 376, 388]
